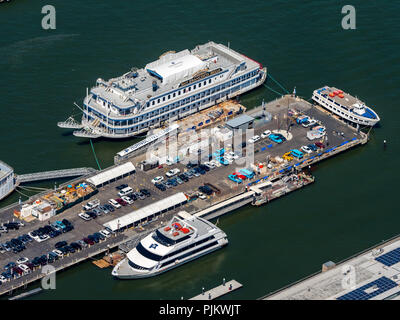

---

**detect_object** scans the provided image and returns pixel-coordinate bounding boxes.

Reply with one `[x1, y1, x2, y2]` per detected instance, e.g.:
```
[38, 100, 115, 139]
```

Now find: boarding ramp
[16, 167, 97, 183]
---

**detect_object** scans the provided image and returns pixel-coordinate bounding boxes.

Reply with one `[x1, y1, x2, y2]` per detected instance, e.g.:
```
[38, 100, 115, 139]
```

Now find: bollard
[223, 278, 226, 286]
[208, 293, 212, 300]
[202, 287, 205, 295]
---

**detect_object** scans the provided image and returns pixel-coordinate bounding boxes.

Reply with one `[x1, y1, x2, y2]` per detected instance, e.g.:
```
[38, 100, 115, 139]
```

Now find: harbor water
[0, 0, 399, 299]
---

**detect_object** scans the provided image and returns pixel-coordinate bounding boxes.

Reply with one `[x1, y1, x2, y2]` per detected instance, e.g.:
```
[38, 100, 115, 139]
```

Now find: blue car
[290, 149, 304, 159]
[239, 168, 255, 179]
[228, 175, 242, 183]
[307, 144, 318, 151]
[218, 157, 230, 166]
[268, 134, 283, 144]
[212, 148, 225, 158]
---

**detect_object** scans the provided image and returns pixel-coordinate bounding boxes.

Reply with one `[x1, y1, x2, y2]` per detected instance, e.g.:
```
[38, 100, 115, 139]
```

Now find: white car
[151, 176, 164, 184]
[226, 151, 239, 159]
[83, 199, 100, 211]
[0, 275, 7, 283]
[28, 231, 40, 241]
[121, 196, 134, 205]
[108, 199, 121, 209]
[16, 257, 29, 264]
[166, 168, 180, 177]
[261, 130, 272, 138]
[198, 193, 207, 200]
[204, 161, 215, 169]
[36, 234, 50, 243]
[18, 264, 30, 273]
[301, 146, 312, 154]
[303, 119, 317, 128]
[248, 135, 261, 143]
[78, 212, 92, 221]
[209, 159, 221, 167]
[52, 249, 64, 257]
[99, 229, 111, 238]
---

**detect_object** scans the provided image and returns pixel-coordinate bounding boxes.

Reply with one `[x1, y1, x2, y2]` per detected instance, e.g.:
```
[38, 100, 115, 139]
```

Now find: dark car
[194, 167, 206, 175]
[64, 245, 75, 254]
[93, 232, 105, 241]
[12, 267, 23, 276]
[116, 184, 128, 190]
[4, 223, 19, 230]
[178, 174, 189, 182]
[140, 189, 151, 197]
[39, 255, 48, 266]
[55, 241, 67, 249]
[26, 263, 35, 270]
[186, 161, 199, 168]
[307, 144, 318, 151]
[70, 242, 82, 251]
[87, 211, 98, 219]
[88, 235, 99, 243]
[199, 185, 213, 196]
[199, 164, 210, 172]
[167, 179, 178, 187]
[47, 255, 55, 264]
[4, 262, 16, 270]
[115, 198, 127, 206]
[155, 183, 166, 191]
[31, 257, 41, 267]
[48, 252, 59, 261]
[83, 238, 94, 246]
[104, 204, 115, 212]
[65, 225, 74, 232]
[314, 142, 325, 149]
[62, 219, 72, 227]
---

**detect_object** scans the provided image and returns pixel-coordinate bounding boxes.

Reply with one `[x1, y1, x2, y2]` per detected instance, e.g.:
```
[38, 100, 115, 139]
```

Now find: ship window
[194, 85, 196, 89]
[173, 93, 176, 97]
[157, 99, 160, 103]
[163, 97, 165, 102]
[178, 91, 181, 95]
[188, 87, 191, 92]
[168, 95, 170, 99]
[204, 81, 207, 85]
[209, 79, 211, 84]
[199, 83, 202, 88]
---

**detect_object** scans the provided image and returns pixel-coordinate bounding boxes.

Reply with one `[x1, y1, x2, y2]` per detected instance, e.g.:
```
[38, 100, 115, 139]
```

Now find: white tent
[86, 162, 135, 187]
[103, 192, 188, 231]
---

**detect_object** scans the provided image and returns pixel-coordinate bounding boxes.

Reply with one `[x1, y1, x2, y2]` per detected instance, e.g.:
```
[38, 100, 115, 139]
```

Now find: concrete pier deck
[189, 280, 243, 300]
[0, 95, 368, 298]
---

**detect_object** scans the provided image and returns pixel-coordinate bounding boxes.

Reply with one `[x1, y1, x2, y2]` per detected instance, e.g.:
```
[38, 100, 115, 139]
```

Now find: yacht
[112, 211, 228, 279]
[312, 86, 380, 126]
[58, 41, 267, 138]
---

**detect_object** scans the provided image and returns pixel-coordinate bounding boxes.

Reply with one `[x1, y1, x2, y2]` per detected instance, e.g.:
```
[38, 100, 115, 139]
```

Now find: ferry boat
[58, 41, 267, 138]
[112, 211, 228, 279]
[312, 86, 380, 126]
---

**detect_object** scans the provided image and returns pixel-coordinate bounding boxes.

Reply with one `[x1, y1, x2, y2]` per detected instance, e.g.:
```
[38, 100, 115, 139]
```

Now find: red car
[233, 172, 247, 180]
[115, 198, 127, 206]
[314, 142, 325, 149]
[12, 266, 23, 276]
[83, 238, 94, 246]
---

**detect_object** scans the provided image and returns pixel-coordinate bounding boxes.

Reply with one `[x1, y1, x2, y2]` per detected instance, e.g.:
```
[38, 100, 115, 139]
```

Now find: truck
[82, 199, 100, 211]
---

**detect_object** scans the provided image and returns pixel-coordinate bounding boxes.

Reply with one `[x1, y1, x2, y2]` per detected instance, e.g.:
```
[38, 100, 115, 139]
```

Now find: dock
[16, 167, 97, 183]
[189, 280, 243, 300]
[0, 94, 370, 298]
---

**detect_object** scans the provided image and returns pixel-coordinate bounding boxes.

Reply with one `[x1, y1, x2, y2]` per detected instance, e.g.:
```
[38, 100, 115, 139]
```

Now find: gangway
[16, 167, 97, 183]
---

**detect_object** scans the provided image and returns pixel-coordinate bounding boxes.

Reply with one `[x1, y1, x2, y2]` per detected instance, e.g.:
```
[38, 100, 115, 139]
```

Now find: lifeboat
[181, 228, 190, 234]
[173, 231, 179, 237]
[173, 222, 182, 229]
[164, 226, 171, 231]
[338, 93, 344, 98]
[329, 92, 335, 97]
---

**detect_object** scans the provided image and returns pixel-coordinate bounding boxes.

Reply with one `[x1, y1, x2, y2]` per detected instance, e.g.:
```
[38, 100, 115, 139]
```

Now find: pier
[0, 95, 370, 298]
[16, 167, 97, 183]
[260, 234, 400, 300]
[189, 279, 243, 300]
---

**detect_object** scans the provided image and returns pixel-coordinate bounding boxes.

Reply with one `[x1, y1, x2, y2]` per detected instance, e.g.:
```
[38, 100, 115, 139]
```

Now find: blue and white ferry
[312, 86, 380, 126]
[59, 41, 267, 138]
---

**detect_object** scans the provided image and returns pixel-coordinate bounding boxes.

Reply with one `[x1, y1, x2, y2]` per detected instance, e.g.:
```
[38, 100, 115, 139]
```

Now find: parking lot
[0, 95, 362, 292]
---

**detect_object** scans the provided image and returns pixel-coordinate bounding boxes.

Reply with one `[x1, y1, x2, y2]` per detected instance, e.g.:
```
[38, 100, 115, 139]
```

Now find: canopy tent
[86, 162, 135, 187]
[103, 192, 188, 231]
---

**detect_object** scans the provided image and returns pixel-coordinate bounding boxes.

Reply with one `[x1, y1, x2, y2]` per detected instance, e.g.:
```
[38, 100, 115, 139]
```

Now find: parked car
[108, 199, 121, 209]
[116, 184, 128, 190]
[301, 145, 312, 154]
[140, 189, 151, 197]
[82, 199, 100, 211]
[78, 212, 92, 221]
[16, 257, 28, 264]
[315, 141, 325, 149]
[248, 135, 261, 143]
[261, 130, 272, 138]
[166, 168, 180, 177]
[151, 176, 164, 184]
[55, 241, 68, 249]
[121, 196, 134, 205]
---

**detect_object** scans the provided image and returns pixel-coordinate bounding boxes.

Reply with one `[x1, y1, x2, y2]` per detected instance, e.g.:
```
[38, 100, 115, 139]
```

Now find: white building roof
[146, 54, 206, 85]
[103, 192, 188, 231]
[86, 162, 135, 187]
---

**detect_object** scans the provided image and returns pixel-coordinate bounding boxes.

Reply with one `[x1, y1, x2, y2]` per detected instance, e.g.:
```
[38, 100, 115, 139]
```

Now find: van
[290, 149, 304, 159]
[239, 168, 255, 179]
[118, 187, 133, 197]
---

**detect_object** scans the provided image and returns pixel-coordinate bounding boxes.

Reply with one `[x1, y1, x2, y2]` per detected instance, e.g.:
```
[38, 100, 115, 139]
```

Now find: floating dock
[189, 280, 243, 300]
[0, 94, 369, 298]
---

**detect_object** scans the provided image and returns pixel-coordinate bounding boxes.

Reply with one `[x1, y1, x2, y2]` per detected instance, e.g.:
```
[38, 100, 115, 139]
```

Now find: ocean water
[0, 0, 399, 299]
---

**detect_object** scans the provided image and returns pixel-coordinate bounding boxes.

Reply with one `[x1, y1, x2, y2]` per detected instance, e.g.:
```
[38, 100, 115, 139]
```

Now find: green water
[0, 1, 399, 299]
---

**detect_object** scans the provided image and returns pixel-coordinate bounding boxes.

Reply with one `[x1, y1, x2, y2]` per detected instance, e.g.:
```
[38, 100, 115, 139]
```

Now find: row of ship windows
[149, 70, 258, 107]
[324, 101, 369, 123]
[86, 79, 257, 129]
[135, 235, 216, 263]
